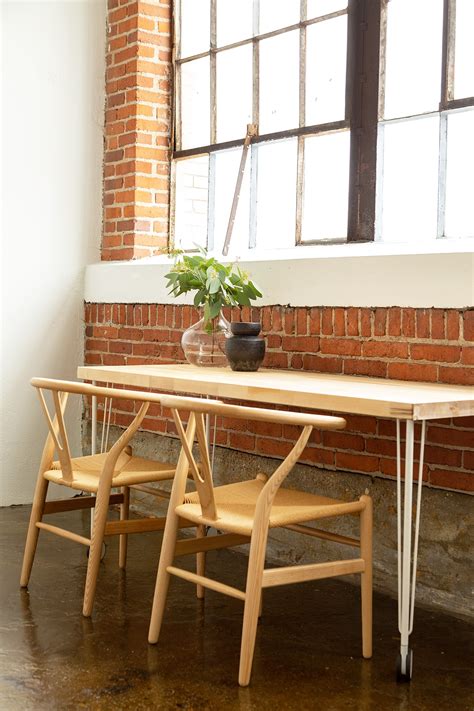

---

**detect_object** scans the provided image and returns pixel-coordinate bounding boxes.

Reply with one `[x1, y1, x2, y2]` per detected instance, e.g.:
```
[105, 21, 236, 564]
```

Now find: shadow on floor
[0, 506, 473, 711]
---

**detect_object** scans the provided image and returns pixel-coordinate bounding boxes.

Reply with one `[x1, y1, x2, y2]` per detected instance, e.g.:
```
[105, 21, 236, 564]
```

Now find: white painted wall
[1, 0, 106, 505]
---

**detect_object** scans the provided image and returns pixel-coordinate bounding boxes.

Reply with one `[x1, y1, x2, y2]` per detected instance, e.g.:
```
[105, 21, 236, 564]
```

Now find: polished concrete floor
[1, 506, 473, 711]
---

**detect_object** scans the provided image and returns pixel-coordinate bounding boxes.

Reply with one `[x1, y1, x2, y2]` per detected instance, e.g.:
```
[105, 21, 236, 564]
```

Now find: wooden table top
[77, 364, 474, 421]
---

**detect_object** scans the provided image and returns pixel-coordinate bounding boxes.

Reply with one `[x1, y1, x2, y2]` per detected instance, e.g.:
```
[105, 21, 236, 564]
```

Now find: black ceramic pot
[225, 322, 266, 372]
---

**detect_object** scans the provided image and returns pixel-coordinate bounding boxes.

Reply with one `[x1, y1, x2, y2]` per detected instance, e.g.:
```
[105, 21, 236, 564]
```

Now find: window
[172, 0, 473, 255]
[376, 0, 474, 241]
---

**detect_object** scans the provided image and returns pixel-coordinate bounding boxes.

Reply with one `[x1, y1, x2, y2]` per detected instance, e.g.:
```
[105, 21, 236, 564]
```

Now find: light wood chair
[148, 395, 373, 687]
[20, 378, 193, 617]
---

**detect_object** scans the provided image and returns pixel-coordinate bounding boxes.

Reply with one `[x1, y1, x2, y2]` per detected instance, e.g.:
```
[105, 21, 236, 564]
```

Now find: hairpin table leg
[396, 419, 426, 681]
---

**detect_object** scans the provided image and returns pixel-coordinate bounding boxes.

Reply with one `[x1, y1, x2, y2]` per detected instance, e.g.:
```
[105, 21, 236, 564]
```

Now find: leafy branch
[165, 248, 262, 330]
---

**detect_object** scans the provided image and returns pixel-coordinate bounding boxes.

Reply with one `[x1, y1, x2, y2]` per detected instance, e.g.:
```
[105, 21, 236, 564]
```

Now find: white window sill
[85, 238, 474, 308]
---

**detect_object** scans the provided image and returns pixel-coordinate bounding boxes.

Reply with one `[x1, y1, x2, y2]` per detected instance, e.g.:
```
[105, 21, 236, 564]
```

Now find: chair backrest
[30, 378, 167, 484]
[160, 395, 346, 521]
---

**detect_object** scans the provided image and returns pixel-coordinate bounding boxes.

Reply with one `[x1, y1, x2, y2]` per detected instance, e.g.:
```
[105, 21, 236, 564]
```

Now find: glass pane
[180, 58, 210, 149]
[454, 0, 474, 99]
[384, 0, 443, 119]
[301, 131, 350, 242]
[180, 0, 210, 58]
[256, 139, 297, 249]
[216, 46, 253, 143]
[259, 0, 299, 34]
[216, 0, 253, 47]
[378, 117, 439, 242]
[306, 15, 347, 125]
[212, 149, 251, 255]
[307, 0, 347, 19]
[174, 156, 209, 251]
[260, 31, 299, 134]
[445, 110, 474, 238]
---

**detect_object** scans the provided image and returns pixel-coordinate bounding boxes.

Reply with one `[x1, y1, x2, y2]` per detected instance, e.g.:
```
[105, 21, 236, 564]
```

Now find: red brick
[424, 445, 463, 467]
[463, 310, 474, 341]
[109, 340, 133, 354]
[282, 336, 319, 353]
[431, 310, 445, 339]
[291, 354, 303, 369]
[262, 306, 272, 332]
[401, 308, 415, 337]
[344, 415, 377, 434]
[427, 426, 474, 448]
[335, 452, 379, 473]
[344, 359, 387, 378]
[263, 352, 288, 369]
[461, 347, 474, 366]
[347, 308, 359, 336]
[302, 446, 335, 467]
[320, 339, 361, 356]
[267, 334, 282, 349]
[387, 362, 437, 382]
[416, 309, 430, 339]
[253, 421, 282, 438]
[86, 338, 108, 352]
[302, 354, 342, 373]
[309, 308, 321, 335]
[362, 341, 408, 359]
[334, 308, 345, 336]
[388, 308, 401, 337]
[410, 344, 461, 363]
[360, 309, 372, 337]
[256, 437, 293, 458]
[92, 326, 119, 339]
[296, 308, 307, 335]
[446, 310, 460, 341]
[284, 310, 295, 335]
[321, 308, 333, 335]
[429, 469, 474, 492]
[438, 366, 474, 385]
[322, 431, 365, 451]
[366, 438, 397, 456]
[453, 415, 474, 428]
[463, 450, 474, 469]
[374, 308, 387, 336]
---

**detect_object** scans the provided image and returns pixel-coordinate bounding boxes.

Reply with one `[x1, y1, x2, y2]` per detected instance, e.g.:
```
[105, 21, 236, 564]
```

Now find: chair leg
[196, 524, 207, 599]
[360, 495, 373, 659]
[239, 529, 268, 687]
[20, 476, 50, 587]
[148, 510, 180, 644]
[119, 486, 130, 570]
[83, 486, 111, 617]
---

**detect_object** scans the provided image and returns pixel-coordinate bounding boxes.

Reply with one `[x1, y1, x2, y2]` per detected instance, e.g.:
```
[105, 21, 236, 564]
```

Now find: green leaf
[236, 291, 251, 307]
[208, 301, 220, 320]
[194, 289, 205, 306]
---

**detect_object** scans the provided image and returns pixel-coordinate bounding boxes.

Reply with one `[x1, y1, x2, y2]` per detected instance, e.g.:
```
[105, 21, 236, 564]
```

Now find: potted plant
[165, 248, 263, 368]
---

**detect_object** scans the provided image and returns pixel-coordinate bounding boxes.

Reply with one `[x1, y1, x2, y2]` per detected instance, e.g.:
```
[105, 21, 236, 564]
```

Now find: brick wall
[103, 0, 172, 260]
[84, 304, 474, 493]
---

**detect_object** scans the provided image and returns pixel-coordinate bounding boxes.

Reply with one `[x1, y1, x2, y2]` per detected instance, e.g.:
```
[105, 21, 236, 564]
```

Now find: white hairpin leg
[396, 419, 426, 682]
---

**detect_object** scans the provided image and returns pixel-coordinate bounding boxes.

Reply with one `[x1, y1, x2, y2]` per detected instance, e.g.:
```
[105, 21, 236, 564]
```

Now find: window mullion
[210, 0, 217, 145]
[436, 112, 448, 239]
[295, 0, 307, 246]
[249, 0, 260, 250]
[347, 0, 383, 243]
[441, 0, 456, 108]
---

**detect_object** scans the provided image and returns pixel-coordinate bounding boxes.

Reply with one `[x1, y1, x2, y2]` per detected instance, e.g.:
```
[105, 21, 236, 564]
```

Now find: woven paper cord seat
[177, 478, 365, 536]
